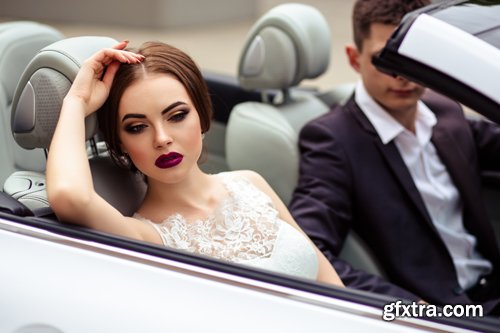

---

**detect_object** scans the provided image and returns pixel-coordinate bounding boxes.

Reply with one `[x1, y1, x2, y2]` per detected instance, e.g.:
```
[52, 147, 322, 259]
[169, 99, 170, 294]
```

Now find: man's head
[352, 0, 430, 52]
[346, 0, 430, 119]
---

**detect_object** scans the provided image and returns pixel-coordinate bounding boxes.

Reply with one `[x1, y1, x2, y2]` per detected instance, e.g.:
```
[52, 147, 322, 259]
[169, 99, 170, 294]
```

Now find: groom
[290, 0, 500, 315]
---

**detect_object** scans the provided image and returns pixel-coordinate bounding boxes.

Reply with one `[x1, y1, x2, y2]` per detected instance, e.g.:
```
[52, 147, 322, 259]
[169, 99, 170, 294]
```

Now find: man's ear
[345, 44, 361, 73]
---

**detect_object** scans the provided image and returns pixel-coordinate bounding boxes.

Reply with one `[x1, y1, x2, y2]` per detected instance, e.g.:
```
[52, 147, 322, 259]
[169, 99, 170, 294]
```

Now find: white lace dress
[133, 173, 318, 280]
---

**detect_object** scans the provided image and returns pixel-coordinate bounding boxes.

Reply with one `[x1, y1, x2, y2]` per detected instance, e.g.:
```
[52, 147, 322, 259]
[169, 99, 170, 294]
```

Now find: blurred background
[0, 0, 357, 90]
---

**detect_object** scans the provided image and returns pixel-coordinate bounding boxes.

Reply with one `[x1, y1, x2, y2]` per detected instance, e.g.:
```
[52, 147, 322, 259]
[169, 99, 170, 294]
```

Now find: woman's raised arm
[45, 42, 156, 242]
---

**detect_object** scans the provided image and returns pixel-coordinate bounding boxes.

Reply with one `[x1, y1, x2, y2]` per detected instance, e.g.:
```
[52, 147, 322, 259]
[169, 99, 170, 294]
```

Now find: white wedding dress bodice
[133, 172, 318, 280]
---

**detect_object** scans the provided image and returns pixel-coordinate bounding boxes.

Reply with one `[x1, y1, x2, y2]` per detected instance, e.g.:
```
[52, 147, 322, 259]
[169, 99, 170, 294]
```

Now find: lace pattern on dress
[134, 173, 281, 263]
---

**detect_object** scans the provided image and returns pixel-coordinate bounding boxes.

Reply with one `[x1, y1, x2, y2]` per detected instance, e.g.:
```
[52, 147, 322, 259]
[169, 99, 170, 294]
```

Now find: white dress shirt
[354, 81, 492, 290]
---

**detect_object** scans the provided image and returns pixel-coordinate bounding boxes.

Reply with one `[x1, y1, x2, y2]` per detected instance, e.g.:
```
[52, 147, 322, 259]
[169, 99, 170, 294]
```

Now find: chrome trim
[0, 218, 478, 333]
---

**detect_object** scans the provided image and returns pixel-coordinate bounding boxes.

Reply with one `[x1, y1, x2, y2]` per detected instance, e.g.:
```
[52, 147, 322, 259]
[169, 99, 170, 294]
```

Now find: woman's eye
[169, 110, 188, 122]
[124, 124, 147, 134]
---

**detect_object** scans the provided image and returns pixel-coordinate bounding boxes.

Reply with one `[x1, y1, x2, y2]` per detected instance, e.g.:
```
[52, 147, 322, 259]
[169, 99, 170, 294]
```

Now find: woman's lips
[155, 152, 183, 169]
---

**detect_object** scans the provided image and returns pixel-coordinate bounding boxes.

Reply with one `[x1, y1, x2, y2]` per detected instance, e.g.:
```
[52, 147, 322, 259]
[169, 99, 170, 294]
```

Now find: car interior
[1, 3, 500, 329]
[0, 4, 389, 280]
[224, 3, 386, 277]
[9, 35, 149, 217]
[0, 21, 63, 207]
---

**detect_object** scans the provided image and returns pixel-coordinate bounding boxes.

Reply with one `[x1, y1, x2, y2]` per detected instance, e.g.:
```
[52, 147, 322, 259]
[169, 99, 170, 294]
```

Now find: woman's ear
[345, 44, 361, 73]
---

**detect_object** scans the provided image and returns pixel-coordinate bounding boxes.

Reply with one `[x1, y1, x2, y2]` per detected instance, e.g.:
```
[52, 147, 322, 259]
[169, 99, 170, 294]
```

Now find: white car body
[0, 217, 481, 332]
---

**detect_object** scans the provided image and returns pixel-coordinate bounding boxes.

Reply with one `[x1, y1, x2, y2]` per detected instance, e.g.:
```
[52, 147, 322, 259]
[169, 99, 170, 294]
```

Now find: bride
[46, 40, 344, 286]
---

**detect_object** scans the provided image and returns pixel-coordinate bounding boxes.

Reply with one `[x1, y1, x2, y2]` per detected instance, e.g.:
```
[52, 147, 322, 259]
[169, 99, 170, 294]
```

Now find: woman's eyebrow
[121, 101, 188, 122]
[161, 101, 187, 115]
[122, 113, 146, 122]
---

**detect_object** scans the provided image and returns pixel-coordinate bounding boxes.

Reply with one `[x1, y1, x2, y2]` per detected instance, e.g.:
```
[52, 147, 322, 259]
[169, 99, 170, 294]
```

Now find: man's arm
[468, 118, 500, 171]
[289, 117, 420, 301]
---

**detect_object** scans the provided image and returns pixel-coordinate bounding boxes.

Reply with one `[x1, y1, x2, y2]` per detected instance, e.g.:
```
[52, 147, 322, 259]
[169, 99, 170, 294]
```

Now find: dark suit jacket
[290, 90, 500, 307]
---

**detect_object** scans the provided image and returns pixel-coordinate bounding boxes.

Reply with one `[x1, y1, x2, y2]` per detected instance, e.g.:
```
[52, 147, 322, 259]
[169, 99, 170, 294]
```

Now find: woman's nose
[153, 127, 172, 149]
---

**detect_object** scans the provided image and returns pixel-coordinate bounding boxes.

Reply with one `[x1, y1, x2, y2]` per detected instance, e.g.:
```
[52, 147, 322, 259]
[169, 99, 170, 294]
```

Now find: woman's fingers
[112, 40, 129, 50]
[101, 61, 121, 88]
[120, 50, 145, 63]
[99, 48, 144, 67]
[110, 40, 144, 62]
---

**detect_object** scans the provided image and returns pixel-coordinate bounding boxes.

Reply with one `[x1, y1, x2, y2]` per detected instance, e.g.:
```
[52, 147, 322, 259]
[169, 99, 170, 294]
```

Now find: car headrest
[0, 21, 64, 107]
[11, 36, 118, 150]
[238, 3, 331, 91]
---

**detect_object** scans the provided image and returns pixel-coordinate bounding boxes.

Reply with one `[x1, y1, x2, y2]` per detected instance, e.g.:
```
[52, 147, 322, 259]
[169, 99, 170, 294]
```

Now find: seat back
[317, 82, 355, 108]
[198, 71, 263, 175]
[0, 21, 64, 186]
[8, 36, 146, 216]
[226, 3, 331, 204]
[226, 6, 388, 279]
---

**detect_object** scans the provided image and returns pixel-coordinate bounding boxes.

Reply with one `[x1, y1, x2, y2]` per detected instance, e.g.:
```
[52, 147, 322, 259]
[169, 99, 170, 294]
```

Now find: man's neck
[384, 105, 418, 134]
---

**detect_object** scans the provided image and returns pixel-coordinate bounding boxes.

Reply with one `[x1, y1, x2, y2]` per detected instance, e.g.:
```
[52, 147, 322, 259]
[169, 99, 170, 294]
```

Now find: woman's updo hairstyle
[97, 41, 213, 171]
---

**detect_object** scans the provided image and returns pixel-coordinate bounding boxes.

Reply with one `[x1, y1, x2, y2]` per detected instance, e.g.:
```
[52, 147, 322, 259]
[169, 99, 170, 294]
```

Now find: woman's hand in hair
[65, 41, 144, 117]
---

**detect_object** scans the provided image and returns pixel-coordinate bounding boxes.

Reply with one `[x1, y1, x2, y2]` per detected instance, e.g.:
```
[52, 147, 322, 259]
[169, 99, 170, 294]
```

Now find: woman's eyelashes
[168, 109, 189, 122]
[123, 109, 189, 134]
[124, 123, 147, 134]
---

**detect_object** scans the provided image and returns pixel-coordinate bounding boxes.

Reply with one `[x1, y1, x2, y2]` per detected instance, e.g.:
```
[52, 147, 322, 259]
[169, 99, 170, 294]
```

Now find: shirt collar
[354, 81, 437, 145]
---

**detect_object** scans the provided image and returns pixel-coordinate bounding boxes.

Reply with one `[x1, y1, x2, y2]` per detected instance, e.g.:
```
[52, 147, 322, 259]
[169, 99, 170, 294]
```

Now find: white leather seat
[226, 3, 331, 205]
[226, 5, 387, 278]
[7, 36, 146, 216]
[0, 21, 63, 186]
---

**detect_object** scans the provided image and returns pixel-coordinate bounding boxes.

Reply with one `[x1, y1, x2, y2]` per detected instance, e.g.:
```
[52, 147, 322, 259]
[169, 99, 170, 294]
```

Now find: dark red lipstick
[155, 152, 183, 169]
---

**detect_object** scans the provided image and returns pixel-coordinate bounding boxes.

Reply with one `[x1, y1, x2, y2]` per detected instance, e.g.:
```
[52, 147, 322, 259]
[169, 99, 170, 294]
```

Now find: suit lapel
[346, 99, 434, 225]
[422, 89, 483, 213]
[432, 122, 500, 260]
[430, 125, 473, 198]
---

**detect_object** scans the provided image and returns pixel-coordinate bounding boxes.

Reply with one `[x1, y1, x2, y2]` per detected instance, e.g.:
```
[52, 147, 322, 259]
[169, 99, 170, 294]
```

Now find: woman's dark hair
[97, 41, 213, 171]
[352, 0, 431, 51]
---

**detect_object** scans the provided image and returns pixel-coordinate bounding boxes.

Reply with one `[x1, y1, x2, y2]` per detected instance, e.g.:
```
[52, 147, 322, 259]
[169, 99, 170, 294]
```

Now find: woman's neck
[139, 167, 224, 221]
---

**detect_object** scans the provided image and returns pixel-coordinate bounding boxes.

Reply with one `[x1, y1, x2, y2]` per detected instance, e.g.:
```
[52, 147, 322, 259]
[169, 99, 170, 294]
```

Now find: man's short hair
[352, 0, 431, 50]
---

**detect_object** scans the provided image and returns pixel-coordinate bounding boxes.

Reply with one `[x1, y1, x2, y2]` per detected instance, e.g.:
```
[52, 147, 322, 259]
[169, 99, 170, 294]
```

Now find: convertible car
[1, 1, 499, 332]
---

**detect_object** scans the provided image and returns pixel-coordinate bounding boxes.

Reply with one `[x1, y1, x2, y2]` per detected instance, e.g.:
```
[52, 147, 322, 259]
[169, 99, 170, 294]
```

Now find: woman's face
[118, 73, 203, 184]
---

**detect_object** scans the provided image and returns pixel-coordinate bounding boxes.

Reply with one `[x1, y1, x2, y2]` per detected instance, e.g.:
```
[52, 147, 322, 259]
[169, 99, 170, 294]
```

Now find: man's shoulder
[299, 98, 371, 149]
[304, 98, 359, 130]
[422, 90, 463, 116]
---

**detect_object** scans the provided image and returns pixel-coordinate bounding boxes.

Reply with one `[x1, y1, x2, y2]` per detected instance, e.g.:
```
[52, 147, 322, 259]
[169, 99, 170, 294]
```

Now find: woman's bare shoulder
[221, 170, 273, 196]
[222, 169, 265, 185]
